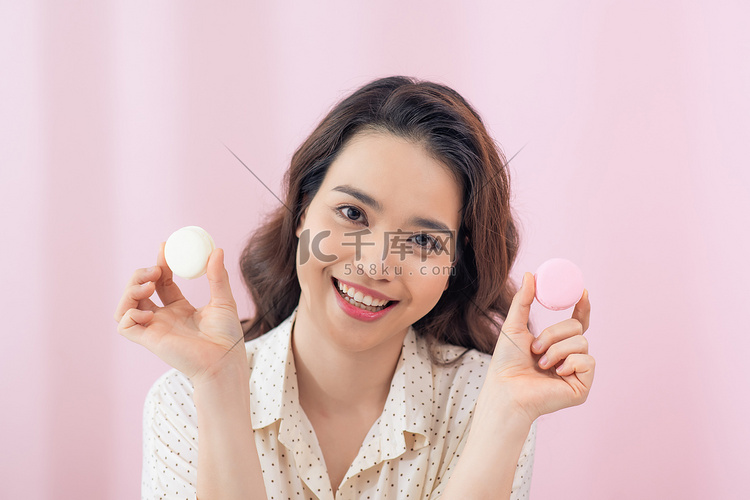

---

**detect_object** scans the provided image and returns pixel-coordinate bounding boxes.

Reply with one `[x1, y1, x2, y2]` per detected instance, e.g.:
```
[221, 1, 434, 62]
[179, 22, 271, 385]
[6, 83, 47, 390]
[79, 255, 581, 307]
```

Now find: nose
[356, 228, 400, 282]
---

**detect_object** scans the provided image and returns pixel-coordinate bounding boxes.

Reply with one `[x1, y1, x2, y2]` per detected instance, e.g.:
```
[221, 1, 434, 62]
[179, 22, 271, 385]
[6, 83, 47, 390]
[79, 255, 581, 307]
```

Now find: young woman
[115, 76, 594, 500]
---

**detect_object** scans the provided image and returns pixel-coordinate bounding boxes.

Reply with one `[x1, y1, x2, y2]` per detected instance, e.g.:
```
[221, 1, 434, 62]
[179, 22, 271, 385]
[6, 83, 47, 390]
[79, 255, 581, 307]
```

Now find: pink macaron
[534, 258, 584, 311]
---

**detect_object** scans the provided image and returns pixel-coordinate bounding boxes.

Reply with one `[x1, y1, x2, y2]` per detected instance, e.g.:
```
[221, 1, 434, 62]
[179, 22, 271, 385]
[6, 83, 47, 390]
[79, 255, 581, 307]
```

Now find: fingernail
[521, 273, 527, 288]
[539, 355, 548, 367]
[532, 339, 542, 351]
[556, 364, 565, 375]
[146, 266, 154, 273]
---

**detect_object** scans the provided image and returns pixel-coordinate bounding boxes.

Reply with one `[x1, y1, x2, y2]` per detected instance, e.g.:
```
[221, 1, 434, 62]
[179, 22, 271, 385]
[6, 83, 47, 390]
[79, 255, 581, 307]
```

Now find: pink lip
[334, 277, 395, 302]
[331, 278, 397, 322]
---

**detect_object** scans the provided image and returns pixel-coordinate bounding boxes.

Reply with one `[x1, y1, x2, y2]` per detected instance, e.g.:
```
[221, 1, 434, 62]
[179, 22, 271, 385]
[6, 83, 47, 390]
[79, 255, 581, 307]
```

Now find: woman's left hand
[481, 272, 595, 424]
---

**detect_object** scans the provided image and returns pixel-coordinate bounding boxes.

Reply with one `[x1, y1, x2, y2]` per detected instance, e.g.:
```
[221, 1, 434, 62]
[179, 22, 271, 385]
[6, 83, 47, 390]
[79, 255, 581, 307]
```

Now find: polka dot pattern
[142, 370, 198, 499]
[141, 310, 536, 499]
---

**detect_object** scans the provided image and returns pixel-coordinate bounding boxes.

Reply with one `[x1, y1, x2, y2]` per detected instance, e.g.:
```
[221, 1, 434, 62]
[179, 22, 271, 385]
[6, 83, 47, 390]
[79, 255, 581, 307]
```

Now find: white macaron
[164, 226, 215, 280]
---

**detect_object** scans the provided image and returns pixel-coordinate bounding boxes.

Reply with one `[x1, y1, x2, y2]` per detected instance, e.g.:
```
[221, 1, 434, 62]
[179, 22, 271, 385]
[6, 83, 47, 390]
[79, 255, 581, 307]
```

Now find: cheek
[296, 215, 349, 270]
[405, 260, 453, 299]
[316, 230, 347, 262]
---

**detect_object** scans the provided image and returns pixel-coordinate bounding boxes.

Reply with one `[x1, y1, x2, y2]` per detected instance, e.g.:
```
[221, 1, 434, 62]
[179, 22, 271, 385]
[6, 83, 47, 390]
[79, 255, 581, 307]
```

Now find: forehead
[319, 131, 463, 227]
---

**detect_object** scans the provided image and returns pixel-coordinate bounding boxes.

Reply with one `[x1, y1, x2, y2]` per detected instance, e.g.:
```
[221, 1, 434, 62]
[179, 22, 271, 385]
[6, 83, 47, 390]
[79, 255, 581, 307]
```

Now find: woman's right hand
[114, 242, 247, 385]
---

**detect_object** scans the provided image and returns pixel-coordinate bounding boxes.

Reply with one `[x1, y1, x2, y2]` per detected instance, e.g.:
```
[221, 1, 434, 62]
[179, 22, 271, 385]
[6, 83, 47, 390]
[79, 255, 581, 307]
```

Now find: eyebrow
[332, 184, 452, 233]
[332, 185, 382, 211]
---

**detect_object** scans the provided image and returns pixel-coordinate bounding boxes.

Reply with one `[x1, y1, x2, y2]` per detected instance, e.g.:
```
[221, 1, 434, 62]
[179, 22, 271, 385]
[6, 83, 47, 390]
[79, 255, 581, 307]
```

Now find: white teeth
[344, 295, 382, 312]
[335, 279, 391, 310]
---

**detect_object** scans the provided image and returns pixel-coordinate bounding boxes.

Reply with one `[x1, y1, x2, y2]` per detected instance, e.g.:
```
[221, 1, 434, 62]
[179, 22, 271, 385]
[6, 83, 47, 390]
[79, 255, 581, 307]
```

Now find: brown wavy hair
[240, 76, 520, 355]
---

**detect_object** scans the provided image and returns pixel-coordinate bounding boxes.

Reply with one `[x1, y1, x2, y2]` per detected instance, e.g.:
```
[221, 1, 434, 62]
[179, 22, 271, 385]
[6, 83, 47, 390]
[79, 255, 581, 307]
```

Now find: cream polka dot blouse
[142, 310, 536, 499]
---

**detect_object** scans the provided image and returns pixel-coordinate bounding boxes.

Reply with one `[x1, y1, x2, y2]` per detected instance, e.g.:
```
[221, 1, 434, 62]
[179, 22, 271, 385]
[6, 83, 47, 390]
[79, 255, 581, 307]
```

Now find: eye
[335, 205, 368, 225]
[411, 233, 441, 251]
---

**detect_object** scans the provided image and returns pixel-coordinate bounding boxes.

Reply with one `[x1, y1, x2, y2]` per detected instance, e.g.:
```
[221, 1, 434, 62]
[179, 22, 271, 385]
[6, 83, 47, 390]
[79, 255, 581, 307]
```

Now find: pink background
[2, 1, 748, 498]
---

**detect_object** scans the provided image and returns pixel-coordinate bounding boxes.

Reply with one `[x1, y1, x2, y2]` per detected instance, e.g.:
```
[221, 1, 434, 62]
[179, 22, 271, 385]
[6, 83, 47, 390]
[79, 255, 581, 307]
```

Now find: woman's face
[295, 130, 462, 353]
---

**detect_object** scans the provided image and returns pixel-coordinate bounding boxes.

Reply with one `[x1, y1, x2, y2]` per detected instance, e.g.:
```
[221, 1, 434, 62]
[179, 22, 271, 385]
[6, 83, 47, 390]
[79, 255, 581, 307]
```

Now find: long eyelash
[412, 233, 442, 252]
[331, 208, 443, 252]
[334, 204, 368, 226]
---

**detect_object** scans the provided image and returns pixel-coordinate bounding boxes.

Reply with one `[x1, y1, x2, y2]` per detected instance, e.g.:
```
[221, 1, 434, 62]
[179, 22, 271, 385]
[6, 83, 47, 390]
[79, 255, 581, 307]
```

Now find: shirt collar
[247, 308, 434, 453]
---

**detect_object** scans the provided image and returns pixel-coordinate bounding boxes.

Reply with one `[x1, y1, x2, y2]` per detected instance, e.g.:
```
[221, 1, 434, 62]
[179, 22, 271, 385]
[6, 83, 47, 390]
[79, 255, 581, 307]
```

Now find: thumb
[206, 248, 237, 310]
[501, 272, 535, 335]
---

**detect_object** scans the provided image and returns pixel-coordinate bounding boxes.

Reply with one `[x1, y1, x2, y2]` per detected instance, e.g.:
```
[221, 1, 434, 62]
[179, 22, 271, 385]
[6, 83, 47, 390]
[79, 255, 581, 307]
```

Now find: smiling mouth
[332, 278, 396, 313]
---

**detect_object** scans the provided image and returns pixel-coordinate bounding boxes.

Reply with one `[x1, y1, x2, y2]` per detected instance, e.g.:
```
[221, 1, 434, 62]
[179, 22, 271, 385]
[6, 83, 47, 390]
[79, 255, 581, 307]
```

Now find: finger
[207, 248, 237, 310]
[537, 334, 589, 370]
[501, 272, 535, 335]
[114, 280, 158, 322]
[117, 307, 154, 342]
[556, 353, 596, 397]
[531, 318, 584, 354]
[571, 289, 591, 334]
[155, 241, 187, 306]
[125, 265, 161, 287]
